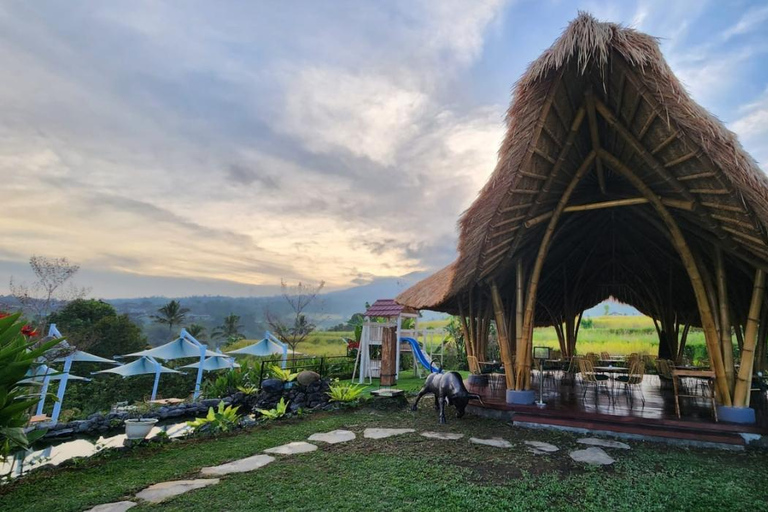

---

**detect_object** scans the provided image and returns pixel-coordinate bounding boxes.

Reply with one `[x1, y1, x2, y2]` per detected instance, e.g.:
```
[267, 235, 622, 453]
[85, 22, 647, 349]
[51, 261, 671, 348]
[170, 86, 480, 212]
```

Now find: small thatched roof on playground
[398, 12, 768, 327]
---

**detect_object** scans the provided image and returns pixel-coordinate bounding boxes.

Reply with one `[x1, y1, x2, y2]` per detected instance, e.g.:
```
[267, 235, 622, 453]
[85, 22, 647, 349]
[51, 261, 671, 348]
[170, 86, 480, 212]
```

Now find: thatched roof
[397, 13, 768, 326]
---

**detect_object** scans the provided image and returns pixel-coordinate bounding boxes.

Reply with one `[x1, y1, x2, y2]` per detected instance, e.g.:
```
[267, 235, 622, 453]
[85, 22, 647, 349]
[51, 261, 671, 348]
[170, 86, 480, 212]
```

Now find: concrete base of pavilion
[717, 406, 757, 425]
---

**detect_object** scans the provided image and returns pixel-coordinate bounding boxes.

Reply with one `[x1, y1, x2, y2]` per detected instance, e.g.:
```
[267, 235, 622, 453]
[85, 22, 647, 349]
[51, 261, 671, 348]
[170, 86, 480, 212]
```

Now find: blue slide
[400, 337, 442, 373]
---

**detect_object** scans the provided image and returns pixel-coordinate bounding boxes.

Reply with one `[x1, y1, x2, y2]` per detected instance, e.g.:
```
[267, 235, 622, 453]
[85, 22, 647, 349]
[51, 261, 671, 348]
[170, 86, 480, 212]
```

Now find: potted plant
[124, 403, 159, 440]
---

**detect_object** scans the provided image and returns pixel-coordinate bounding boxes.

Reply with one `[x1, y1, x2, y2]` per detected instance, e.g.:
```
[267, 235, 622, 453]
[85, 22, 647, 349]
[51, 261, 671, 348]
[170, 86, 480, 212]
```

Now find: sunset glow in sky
[2, 1, 767, 297]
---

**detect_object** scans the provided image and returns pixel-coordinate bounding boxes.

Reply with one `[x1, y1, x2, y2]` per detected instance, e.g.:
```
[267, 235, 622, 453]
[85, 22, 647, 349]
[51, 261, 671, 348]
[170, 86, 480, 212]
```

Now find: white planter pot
[125, 418, 159, 440]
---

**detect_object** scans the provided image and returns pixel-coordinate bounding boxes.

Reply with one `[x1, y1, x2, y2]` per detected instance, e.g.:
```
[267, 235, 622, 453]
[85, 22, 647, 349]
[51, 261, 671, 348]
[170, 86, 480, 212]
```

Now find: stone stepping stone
[577, 437, 631, 450]
[524, 440, 559, 454]
[308, 430, 356, 444]
[363, 428, 415, 439]
[135, 479, 219, 504]
[569, 447, 615, 465]
[421, 431, 464, 440]
[85, 502, 137, 512]
[264, 441, 318, 455]
[201, 454, 275, 476]
[469, 437, 512, 448]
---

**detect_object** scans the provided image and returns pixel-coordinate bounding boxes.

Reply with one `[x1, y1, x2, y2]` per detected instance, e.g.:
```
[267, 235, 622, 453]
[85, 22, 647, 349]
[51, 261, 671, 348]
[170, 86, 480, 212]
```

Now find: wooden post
[516, 151, 597, 390]
[515, 258, 524, 360]
[599, 149, 732, 405]
[715, 248, 735, 392]
[733, 269, 766, 407]
[490, 282, 515, 389]
[380, 326, 397, 387]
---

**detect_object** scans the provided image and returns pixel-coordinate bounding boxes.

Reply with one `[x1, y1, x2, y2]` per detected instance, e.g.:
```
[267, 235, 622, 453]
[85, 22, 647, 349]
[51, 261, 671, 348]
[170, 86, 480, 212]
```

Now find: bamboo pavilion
[397, 13, 768, 425]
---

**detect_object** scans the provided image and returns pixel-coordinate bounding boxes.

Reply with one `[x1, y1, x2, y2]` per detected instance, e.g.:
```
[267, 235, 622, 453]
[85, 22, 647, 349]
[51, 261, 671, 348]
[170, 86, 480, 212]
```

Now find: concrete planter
[716, 406, 756, 424]
[125, 418, 159, 440]
[506, 389, 535, 405]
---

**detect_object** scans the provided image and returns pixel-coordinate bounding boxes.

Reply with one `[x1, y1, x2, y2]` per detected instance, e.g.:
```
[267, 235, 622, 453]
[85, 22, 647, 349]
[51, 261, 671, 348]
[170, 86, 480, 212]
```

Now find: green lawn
[3, 404, 767, 512]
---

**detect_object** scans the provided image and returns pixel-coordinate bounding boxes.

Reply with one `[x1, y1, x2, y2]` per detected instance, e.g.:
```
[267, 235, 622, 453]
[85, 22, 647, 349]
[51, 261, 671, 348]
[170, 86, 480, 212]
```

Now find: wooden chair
[615, 359, 646, 405]
[578, 358, 611, 400]
[655, 359, 674, 388]
[672, 369, 718, 422]
[585, 352, 599, 366]
[600, 351, 611, 361]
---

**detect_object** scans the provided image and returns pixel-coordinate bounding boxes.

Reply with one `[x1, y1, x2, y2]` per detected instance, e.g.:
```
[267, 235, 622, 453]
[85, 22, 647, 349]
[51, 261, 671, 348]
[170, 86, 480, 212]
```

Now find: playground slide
[400, 337, 442, 373]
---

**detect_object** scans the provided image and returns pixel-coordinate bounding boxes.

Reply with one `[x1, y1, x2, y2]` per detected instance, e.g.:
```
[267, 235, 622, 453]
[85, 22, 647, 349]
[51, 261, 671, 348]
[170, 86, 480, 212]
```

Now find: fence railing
[258, 355, 356, 386]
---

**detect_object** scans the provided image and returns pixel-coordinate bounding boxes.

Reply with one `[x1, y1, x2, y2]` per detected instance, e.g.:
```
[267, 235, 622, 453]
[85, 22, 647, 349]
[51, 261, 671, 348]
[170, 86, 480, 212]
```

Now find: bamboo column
[599, 149, 731, 405]
[490, 282, 516, 389]
[516, 151, 597, 390]
[515, 258, 524, 369]
[715, 248, 735, 392]
[733, 269, 766, 407]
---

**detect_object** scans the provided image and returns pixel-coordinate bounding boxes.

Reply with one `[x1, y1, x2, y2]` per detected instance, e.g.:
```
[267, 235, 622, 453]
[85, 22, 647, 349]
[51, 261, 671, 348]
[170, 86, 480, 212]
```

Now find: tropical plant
[327, 380, 365, 402]
[186, 323, 207, 341]
[236, 384, 259, 396]
[202, 361, 258, 398]
[151, 300, 190, 334]
[212, 313, 245, 346]
[269, 365, 297, 382]
[0, 312, 62, 468]
[187, 401, 241, 434]
[255, 397, 289, 420]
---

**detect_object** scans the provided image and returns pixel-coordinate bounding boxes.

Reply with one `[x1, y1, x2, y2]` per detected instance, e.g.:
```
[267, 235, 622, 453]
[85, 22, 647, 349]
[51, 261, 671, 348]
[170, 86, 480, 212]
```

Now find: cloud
[730, 87, 768, 165]
[722, 4, 768, 42]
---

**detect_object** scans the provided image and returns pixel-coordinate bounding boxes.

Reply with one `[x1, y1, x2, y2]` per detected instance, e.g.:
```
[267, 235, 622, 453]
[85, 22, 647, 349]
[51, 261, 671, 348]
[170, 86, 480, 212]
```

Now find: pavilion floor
[466, 373, 767, 446]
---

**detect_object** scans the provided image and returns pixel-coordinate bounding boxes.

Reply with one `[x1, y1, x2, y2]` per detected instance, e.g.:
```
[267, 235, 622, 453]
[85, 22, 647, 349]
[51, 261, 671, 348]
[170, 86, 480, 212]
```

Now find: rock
[297, 371, 321, 386]
[200, 399, 221, 408]
[84, 501, 137, 512]
[135, 479, 219, 504]
[264, 441, 318, 455]
[261, 378, 284, 393]
[524, 441, 559, 453]
[88, 413, 103, 421]
[577, 437, 631, 450]
[201, 454, 275, 476]
[469, 437, 512, 448]
[308, 430, 356, 444]
[569, 447, 615, 465]
[420, 431, 464, 440]
[363, 428, 415, 439]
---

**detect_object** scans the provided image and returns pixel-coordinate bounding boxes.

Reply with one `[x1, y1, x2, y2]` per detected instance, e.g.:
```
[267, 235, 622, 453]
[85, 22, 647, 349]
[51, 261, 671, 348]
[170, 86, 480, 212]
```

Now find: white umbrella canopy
[54, 350, 118, 365]
[227, 332, 288, 363]
[181, 355, 239, 371]
[21, 364, 90, 384]
[95, 356, 182, 401]
[126, 337, 218, 360]
[95, 356, 182, 377]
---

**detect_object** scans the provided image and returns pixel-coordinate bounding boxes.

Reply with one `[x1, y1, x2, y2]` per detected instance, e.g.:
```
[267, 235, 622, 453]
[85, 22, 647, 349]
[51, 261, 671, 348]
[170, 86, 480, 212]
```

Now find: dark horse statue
[411, 371, 484, 424]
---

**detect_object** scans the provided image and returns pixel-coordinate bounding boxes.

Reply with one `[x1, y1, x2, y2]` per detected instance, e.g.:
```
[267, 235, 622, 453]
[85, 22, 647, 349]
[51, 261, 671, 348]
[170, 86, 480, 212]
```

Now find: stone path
[363, 428, 415, 439]
[421, 431, 464, 440]
[84, 501, 136, 512]
[308, 429, 356, 444]
[524, 440, 559, 454]
[569, 447, 615, 465]
[469, 437, 512, 448]
[201, 454, 275, 476]
[84, 425, 627, 510]
[264, 441, 318, 455]
[135, 479, 220, 504]
[577, 437, 631, 450]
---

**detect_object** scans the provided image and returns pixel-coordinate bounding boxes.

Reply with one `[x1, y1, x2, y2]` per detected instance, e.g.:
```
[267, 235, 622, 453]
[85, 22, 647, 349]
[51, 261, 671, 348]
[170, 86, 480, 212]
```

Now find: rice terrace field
[258, 315, 705, 361]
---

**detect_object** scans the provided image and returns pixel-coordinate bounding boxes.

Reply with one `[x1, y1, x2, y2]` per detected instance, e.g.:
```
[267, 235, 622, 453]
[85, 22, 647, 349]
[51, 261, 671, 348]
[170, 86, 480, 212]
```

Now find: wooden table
[593, 366, 629, 374]
[671, 369, 717, 422]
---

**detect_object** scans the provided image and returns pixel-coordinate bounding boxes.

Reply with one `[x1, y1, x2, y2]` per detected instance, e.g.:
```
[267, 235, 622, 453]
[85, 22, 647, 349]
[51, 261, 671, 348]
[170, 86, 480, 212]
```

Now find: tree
[152, 300, 189, 334]
[603, 304, 610, 316]
[212, 313, 245, 347]
[265, 280, 324, 358]
[186, 323, 207, 341]
[9, 256, 89, 328]
[47, 299, 146, 357]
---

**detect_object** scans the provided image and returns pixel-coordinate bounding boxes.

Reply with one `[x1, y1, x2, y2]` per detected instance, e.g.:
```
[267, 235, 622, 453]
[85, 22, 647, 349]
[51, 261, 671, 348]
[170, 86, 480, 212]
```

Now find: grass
[3, 404, 767, 511]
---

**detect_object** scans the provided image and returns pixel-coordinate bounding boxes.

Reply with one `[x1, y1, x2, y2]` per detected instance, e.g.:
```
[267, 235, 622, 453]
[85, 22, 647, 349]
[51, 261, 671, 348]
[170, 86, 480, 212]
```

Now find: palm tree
[212, 313, 245, 346]
[186, 323, 207, 340]
[152, 300, 190, 334]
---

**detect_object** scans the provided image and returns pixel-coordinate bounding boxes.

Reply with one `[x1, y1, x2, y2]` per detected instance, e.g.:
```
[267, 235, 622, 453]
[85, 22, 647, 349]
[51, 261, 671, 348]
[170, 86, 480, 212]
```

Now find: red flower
[21, 325, 39, 337]
[347, 340, 360, 349]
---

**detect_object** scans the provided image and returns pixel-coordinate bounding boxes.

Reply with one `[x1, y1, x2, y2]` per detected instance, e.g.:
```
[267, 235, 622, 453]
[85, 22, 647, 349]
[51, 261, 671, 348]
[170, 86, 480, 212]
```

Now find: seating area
[468, 353, 766, 429]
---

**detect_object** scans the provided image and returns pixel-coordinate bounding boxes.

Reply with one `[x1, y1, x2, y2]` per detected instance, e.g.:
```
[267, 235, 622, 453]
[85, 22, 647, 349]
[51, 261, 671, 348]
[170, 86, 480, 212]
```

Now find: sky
[1, 0, 767, 298]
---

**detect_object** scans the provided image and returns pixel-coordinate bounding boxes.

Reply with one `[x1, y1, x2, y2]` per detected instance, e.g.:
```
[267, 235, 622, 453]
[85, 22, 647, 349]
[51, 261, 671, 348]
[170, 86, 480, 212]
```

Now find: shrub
[187, 401, 241, 434]
[269, 365, 297, 382]
[255, 397, 289, 419]
[0, 312, 62, 467]
[327, 380, 365, 402]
